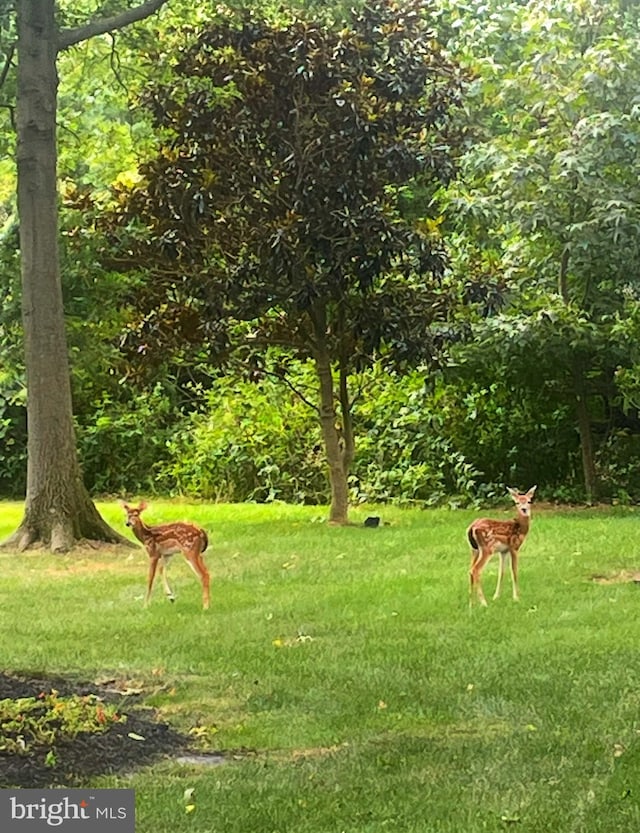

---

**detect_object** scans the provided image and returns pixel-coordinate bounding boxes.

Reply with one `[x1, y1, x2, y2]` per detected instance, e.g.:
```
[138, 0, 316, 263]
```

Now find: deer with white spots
[122, 501, 210, 610]
[467, 486, 537, 606]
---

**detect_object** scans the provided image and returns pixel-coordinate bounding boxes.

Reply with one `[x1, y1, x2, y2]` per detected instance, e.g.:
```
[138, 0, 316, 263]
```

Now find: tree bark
[308, 299, 351, 525]
[2, 0, 129, 552]
[314, 347, 350, 525]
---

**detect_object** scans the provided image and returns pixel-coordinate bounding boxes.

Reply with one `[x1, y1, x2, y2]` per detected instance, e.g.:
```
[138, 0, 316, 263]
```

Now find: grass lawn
[1, 499, 640, 832]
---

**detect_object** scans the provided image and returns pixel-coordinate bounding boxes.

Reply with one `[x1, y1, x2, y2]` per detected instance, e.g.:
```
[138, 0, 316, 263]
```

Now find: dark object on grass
[364, 516, 380, 528]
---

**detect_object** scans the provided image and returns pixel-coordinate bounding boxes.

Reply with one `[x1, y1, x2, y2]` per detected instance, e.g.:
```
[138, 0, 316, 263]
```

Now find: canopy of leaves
[438, 0, 640, 427]
[103, 0, 471, 372]
[443, 0, 640, 315]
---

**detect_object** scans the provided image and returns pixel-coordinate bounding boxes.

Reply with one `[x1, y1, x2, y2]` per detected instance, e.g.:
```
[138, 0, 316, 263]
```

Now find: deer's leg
[185, 550, 211, 610]
[509, 549, 520, 601]
[493, 551, 508, 600]
[197, 554, 211, 610]
[469, 548, 480, 605]
[145, 555, 160, 607]
[470, 548, 493, 607]
[159, 556, 175, 602]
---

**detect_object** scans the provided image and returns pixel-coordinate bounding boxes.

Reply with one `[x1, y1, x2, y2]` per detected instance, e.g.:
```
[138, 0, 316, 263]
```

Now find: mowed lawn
[1, 500, 640, 832]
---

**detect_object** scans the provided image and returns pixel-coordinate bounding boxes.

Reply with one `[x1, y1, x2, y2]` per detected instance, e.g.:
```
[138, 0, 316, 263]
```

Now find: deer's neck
[132, 521, 152, 544]
[515, 513, 531, 534]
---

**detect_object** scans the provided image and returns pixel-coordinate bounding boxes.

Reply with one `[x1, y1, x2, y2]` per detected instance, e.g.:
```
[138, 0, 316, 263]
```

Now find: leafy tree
[103, 0, 469, 523]
[440, 0, 640, 500]
[2, 0, 170, 552]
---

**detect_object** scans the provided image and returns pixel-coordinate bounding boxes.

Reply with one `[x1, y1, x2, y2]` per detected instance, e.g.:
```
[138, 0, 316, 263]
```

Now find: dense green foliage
[1, 0, 640, 504]
[69, 364, 593, 506]
[440, 0, 640, 500]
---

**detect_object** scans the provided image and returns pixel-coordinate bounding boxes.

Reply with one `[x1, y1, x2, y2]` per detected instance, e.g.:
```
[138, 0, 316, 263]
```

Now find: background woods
[1, 0, 640, 519]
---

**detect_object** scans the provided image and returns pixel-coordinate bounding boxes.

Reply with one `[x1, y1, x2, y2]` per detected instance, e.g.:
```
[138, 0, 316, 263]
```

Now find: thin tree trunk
[307, 304, 346, 524]
[338, 360, 355, 473]
[573, 362, 598, 502]
[559, 242, 598, 502]
[307, 300, 350, 524]
[337, 305, 355, 475]
[3, 0, 128, 552]
[314, 348, 350, 525]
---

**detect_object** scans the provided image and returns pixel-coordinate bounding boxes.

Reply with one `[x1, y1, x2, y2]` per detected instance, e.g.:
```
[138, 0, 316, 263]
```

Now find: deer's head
[507, 486, 537, 518]
[121, 500, 148, 528]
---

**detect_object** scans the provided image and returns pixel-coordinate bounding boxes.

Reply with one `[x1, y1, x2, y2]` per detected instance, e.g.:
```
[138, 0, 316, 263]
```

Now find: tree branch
[57, 0, 170, 52]
[259, 366, 319, 414]
[108, 32, 130, 96]
[0, 102, 15, 130]
[0, 41, 15, 91]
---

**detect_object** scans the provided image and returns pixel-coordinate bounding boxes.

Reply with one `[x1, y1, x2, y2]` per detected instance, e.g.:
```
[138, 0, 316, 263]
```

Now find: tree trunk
[3, 0, 128, 552]
[572, 361, 598, 502]
[558, 242, 598, 502]
[314, 346, 350, 525]
[338, 348, 355, 476]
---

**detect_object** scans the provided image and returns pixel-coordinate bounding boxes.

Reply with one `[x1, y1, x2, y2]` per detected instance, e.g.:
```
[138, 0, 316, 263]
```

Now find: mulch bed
[0, 672, 189, 787]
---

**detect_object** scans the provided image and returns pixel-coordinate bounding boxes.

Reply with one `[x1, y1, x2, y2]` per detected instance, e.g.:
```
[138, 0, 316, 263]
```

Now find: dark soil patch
[0, 672, 189, 787]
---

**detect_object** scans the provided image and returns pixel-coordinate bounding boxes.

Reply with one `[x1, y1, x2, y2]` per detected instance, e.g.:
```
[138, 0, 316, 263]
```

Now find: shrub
[351, 371, 481, 506]
[76, 384, 176, 496]
[165, 374, 327, 503]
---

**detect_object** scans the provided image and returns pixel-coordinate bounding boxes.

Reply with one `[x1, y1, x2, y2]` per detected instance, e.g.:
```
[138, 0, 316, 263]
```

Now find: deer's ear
[120, 500, 130, 509]
[527, 485, 537, 498]
[507, 487, 518, 498]
[139, 500, 148, 511]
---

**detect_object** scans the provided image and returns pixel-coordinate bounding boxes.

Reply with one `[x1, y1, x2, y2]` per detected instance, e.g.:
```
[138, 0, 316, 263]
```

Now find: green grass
[2, 500, 640, 832]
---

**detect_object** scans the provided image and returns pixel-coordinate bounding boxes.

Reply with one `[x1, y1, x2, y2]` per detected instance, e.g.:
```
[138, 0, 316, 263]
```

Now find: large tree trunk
[2, 0, 128, 552]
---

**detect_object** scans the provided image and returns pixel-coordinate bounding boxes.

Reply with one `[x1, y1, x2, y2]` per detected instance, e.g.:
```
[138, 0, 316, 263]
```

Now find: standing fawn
[122, 501, 210, 610]
[467, 486, 537, 606]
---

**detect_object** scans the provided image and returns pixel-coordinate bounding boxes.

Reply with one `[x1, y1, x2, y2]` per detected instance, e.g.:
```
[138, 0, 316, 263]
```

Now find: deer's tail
[467, 527, 479, 550]
[200, 529, 209, 553]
